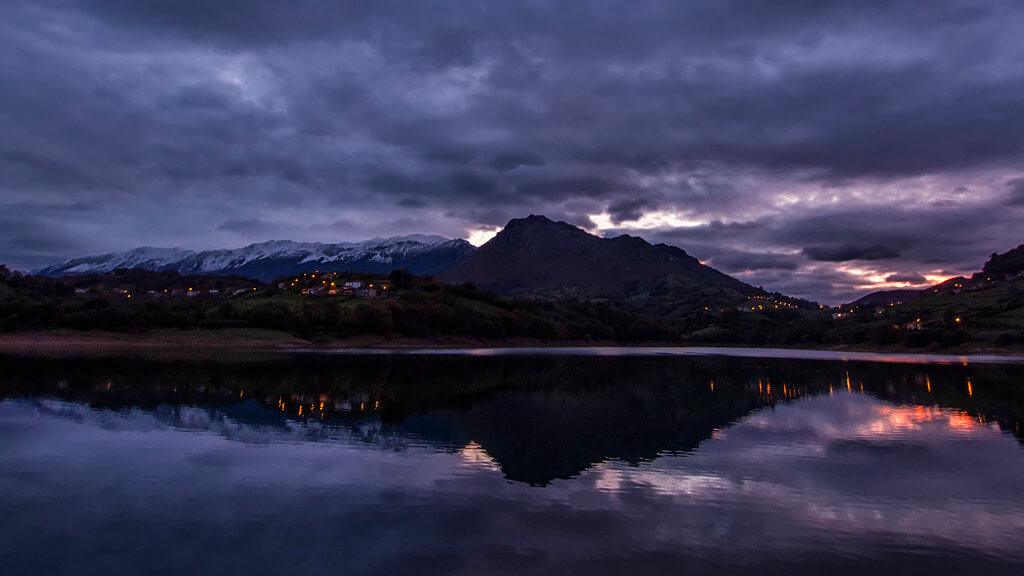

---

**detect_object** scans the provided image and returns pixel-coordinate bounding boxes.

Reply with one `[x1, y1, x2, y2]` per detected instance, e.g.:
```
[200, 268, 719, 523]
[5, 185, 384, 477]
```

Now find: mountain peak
[441, 215, 755, 300]
[517, 214, 554, 223]
[501, 214, 572, 232]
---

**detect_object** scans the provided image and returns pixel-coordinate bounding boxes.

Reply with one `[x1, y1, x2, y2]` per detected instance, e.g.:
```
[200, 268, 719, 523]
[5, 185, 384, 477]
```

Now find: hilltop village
[282, 271, 392, 299]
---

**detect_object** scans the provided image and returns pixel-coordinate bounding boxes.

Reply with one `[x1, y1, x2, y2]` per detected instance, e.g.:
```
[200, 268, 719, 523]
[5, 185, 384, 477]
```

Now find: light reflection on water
[1, 352, 1023, 574]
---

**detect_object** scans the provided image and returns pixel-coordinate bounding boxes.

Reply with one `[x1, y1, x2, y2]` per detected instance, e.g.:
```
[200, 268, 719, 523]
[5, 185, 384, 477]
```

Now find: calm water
[2, 351, 1024, 574]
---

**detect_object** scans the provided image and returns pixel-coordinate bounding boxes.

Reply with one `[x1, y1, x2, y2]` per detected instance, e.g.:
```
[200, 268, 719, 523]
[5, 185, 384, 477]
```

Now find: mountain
[439, 215, 760, 309]
[35, 235, 475, 281]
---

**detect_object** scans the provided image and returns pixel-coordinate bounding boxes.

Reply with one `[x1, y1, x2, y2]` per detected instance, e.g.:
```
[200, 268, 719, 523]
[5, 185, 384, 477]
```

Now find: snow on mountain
[35, 235, 475, 281]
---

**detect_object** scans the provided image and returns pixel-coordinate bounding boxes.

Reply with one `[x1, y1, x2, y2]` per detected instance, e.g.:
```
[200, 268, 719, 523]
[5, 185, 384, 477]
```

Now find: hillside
[976, 243, 1024, 281]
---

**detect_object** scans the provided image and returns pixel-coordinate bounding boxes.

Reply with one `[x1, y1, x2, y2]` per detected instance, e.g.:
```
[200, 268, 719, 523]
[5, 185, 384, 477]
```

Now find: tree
[388, 269, 414, 290]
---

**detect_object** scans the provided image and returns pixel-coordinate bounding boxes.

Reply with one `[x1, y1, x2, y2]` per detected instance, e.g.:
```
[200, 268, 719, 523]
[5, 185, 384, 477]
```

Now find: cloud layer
[2, 0, 1024, 302]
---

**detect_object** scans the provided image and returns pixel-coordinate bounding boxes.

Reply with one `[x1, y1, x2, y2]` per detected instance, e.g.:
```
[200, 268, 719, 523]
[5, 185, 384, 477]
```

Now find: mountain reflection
[1, 353, 1022, 486]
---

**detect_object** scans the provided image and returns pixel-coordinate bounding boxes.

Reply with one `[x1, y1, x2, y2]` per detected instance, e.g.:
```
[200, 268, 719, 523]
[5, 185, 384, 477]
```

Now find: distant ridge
[35, 236, 475, 281]
[850, 289, 924, 307]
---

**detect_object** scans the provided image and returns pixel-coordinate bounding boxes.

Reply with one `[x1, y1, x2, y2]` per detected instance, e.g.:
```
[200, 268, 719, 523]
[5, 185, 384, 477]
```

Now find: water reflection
[1, 353, 1023, 574]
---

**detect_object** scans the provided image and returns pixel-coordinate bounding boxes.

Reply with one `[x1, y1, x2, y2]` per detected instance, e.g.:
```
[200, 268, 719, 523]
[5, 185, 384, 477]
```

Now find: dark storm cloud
[486, 152, 546, 172]
[803, 244, 901, 263]
[607, 198, 654, 225]
[216, 218, 275, 234]
[3, 0, 1024, 302]
[706, 249, 801, 272]
[1006, 178, 1024, 205]
[396, 197, 428, 208]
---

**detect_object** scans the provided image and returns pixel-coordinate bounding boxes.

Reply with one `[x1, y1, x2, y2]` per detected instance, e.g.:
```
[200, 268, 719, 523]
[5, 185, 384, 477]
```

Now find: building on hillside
[344, 281, 362, 289]
[356, 288, 377, 298]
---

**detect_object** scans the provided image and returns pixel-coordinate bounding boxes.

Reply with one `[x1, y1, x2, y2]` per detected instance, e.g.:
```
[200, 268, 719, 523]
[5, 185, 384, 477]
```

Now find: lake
[2, 350, 1023, 574]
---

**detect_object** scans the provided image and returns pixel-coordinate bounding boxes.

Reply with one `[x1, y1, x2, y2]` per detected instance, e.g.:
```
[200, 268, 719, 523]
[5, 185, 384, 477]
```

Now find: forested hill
[0, 266, 678, 343]
[1, 264, 1022, 352]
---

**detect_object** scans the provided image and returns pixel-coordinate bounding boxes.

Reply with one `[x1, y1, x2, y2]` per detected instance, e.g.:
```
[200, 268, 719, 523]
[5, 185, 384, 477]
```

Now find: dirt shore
[1, 328, 1021, 359]
[0, 329, 567, 357]
[0, 329, 314, 356]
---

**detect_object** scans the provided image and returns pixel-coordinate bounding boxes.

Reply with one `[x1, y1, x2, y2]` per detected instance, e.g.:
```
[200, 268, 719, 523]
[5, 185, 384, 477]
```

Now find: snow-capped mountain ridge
[36, 235, 475, 281]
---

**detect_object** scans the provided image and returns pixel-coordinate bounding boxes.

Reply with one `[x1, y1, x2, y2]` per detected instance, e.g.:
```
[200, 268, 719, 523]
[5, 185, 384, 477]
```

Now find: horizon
[4, 1, 1024, 304]
[21, 212, 1015, 306]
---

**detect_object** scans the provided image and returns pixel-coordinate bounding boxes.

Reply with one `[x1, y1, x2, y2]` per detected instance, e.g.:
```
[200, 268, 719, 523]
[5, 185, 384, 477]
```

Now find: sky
[2, 1, 1024, 303]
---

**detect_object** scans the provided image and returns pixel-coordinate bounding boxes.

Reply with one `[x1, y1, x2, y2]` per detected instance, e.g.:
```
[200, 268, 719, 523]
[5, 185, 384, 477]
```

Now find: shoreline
[1, 329, 1022, 362]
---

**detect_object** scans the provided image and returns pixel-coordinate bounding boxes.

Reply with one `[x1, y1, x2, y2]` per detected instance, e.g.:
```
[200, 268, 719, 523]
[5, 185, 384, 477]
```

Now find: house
[301, 286, 326, 296]
[356, 288, 377, 298]
[74, 288, 87, 294]
[208, 289, 219, 294]
[344, 281, 362, 289]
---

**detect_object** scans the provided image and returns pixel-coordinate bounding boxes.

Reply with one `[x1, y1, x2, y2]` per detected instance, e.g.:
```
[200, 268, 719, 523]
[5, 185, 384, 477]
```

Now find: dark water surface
[2, 351, 1023, 574]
